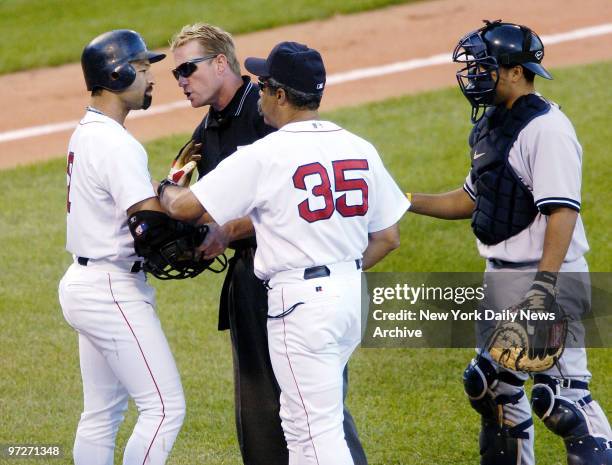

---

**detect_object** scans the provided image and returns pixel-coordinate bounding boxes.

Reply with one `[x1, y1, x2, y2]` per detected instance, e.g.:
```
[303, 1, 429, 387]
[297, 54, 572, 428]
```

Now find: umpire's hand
[197, 222, 229, 259]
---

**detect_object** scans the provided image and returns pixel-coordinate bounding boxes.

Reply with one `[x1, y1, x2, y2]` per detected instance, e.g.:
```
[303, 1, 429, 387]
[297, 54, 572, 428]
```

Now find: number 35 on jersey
[292, 159, 369, 223]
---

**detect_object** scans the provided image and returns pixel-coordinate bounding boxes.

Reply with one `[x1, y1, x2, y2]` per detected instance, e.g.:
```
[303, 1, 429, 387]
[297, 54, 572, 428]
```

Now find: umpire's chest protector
[469, 94, 550, 245]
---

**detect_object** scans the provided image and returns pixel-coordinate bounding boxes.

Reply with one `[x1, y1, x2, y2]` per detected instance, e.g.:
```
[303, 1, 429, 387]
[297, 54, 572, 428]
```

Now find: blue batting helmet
[81, 29, 165, 92]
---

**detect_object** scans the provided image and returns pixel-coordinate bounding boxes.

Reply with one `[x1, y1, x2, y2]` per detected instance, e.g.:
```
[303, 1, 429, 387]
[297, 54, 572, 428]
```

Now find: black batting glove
[522, 271, 559, 358]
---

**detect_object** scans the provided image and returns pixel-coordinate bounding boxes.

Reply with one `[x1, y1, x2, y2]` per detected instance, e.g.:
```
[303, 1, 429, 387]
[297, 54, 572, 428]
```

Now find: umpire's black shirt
[192, 76, 274, 178]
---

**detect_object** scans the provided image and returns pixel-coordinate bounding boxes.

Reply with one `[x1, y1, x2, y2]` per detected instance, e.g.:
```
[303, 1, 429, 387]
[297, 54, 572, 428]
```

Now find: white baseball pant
[267, 261, 363, 465]
[59, 261, 185, 465]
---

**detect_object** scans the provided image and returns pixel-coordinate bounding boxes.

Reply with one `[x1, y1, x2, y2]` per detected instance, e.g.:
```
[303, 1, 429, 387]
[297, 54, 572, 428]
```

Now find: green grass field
[0, 0, 419, 75]
[0, 61, 610, 464]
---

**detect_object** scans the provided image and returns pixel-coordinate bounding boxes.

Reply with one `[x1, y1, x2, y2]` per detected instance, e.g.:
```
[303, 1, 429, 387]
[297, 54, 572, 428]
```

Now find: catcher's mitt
[487, 271, 568, 373]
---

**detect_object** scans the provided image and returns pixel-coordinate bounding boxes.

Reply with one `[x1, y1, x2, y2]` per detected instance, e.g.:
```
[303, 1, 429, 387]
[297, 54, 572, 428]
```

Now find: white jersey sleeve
[190, 146, 261, 226]
[521, 111, 583, 214]
[463, 171, 476, 200]
[366, 148, 410, 232]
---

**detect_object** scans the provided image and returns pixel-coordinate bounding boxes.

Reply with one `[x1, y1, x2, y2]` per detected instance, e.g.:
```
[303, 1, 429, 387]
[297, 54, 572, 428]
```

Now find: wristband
[533, 270, 557, 287]
[157, 178, 178, 198]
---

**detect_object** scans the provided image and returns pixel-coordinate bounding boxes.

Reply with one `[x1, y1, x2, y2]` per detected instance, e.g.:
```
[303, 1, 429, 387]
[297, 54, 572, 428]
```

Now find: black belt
[488, 258, 540, 268]
[303, 259, 362, 280]
[77, 256, 142, 273]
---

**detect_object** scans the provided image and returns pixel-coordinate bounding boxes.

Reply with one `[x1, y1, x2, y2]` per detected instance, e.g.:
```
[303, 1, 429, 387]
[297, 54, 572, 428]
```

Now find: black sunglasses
[172, 54, 217, 80]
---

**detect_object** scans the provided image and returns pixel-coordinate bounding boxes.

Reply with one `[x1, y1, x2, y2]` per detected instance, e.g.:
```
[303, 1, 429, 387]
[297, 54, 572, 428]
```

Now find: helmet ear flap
[106, 63, 136, 91]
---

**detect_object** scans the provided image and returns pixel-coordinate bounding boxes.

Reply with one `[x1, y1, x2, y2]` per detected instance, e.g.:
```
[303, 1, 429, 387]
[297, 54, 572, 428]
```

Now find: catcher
[406, 20, 611, 465]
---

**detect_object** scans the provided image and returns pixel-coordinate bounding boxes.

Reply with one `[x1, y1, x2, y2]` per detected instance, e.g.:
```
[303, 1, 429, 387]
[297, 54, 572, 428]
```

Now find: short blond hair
[170, 23, 241, 76]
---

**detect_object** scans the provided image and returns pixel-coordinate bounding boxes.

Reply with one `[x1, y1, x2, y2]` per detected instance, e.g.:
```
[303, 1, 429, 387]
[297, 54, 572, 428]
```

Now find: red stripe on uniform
[107, 273, 165, 465]
[281, 288, 320, 465]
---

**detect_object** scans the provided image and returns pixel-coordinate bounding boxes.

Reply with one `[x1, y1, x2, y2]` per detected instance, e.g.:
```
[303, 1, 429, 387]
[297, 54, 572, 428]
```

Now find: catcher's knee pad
[531, 376, 612, 465]
[463, 357, 525, 417]
[463, 357, 532, 465]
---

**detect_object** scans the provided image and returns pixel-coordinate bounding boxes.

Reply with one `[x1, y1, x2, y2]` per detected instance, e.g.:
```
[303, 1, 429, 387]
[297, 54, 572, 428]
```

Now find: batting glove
[520, 271, 560, 358]
[168, 139, 202, 186]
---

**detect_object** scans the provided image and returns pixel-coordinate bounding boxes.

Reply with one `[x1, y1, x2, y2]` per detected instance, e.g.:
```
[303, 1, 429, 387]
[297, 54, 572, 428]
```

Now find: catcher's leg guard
[463, 357, 533, 465]
[531, 375, 612, 465]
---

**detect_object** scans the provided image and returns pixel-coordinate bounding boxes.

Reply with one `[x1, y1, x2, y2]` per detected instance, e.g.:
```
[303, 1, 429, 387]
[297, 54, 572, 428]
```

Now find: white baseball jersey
[65, 109, 156, 260]
[191, 120, 409, 280]
[463, 103, 589, 262]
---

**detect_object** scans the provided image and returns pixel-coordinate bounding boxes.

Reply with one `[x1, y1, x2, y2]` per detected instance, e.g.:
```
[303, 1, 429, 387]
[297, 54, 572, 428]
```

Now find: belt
[488, 258, 540, 268]
[268, 259, 362, 287]
[77, 256, 142, 273]
[304, 259, 362, 279]
[533, 374, 589, 392]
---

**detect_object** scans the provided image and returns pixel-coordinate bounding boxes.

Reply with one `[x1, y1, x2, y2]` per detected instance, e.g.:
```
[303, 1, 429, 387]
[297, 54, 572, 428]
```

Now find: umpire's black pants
[220, 250, 367, 465]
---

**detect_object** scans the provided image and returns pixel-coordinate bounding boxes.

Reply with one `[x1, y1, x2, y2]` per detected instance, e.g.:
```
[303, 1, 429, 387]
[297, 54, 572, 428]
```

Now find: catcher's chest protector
[469, 94, 550, 245]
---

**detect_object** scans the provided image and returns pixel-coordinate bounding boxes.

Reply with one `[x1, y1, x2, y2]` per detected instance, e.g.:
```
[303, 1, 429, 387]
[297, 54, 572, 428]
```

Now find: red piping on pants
[108, 273, 165, 465]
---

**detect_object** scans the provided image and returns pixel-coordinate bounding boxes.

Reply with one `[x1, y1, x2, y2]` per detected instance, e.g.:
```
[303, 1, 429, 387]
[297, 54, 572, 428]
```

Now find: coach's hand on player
[168, 139, 202, 186]
[197, 222, 230, 259]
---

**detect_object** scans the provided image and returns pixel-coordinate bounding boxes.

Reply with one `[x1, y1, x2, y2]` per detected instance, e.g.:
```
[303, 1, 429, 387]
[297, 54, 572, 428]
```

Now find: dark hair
[267, 77, 322, 110]
[501, 64, 535, 83]
[522, 66, 535, 83]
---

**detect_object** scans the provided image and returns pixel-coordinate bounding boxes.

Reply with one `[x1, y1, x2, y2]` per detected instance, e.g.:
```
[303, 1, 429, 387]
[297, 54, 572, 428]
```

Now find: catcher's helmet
[81, 29, 165, 92]
[453, 20, 552, 122]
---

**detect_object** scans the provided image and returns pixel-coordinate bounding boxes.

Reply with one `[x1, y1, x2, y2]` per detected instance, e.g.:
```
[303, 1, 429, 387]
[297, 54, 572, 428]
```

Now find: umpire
[169, 24, 367, 465]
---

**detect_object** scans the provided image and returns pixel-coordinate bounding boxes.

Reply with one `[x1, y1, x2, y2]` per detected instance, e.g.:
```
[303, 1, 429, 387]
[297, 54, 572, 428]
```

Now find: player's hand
[197, 222, 230, 259]
[167, 140, 202, 186]
[487, 271, 567, 372]
[519, 271, 558, 358]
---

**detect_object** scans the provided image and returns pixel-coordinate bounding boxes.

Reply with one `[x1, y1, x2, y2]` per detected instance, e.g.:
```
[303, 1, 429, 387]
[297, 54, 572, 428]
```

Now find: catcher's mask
[128, 210, 227, 280]
[453, 19, 552, 122]
[143, 226, 228, 280]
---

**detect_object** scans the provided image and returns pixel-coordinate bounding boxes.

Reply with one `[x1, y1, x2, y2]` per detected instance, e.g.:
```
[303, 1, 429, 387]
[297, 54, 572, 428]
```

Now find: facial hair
[142, 91, 152, 110]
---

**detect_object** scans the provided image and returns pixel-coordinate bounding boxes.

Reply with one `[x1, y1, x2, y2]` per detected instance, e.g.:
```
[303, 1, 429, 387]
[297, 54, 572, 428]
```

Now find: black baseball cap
[245, 41, 326, 94]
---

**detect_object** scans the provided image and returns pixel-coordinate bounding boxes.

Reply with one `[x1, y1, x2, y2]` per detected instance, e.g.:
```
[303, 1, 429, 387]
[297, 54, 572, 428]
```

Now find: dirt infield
[1, 0, 610, 169]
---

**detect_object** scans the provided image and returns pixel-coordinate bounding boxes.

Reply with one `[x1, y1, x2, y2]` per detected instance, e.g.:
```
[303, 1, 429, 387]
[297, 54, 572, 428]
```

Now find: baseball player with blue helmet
[59, 30, 190, 465]
[407, 20, 612, 465]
